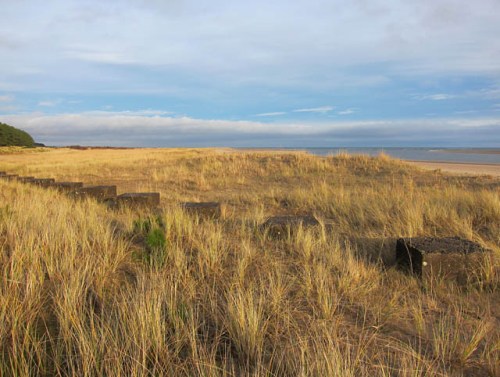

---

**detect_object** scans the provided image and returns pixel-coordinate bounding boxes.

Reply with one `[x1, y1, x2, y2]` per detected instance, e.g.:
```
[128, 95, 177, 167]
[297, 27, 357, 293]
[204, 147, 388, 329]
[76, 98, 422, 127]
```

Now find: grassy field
[0, 147, 499, 376]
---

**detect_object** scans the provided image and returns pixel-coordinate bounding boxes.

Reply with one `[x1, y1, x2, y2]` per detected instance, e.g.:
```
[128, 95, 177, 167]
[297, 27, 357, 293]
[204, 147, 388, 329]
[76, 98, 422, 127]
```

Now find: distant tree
[0, 122, 35, 147]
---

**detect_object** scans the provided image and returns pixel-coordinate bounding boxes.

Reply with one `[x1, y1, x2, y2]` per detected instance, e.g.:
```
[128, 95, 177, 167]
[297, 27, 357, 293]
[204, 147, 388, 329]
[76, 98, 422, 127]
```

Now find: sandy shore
[408, 160, 500, 177]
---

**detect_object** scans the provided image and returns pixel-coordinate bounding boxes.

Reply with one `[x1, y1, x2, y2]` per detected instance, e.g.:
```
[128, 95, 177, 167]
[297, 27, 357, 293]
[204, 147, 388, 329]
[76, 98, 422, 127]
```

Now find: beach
[409, 160, 500, 177]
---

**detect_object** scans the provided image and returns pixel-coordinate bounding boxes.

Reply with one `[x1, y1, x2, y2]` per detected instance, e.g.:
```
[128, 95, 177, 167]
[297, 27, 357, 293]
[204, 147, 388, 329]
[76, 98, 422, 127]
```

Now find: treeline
[0, 122, 34, 147]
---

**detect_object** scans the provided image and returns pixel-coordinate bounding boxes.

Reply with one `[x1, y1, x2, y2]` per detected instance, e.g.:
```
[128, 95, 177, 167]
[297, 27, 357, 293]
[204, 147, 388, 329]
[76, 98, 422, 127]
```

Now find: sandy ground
[408, 161, 500, 177]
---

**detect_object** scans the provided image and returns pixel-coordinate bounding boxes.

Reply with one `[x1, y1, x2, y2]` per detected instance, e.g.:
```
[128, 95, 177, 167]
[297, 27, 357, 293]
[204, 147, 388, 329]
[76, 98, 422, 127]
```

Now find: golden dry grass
[0, 147, 499, 376]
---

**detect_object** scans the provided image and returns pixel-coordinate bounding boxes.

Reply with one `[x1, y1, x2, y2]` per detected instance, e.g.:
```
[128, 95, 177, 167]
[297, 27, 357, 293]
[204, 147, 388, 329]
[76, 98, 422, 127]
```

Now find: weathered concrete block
[0, 174, 19, 181]
[49, 181, 84, 192]
[348, 237, 398, 267]
[181, 202, 221, 218]
[31, 178, 56, 187]
[396, 237, 491, 282]
[71, 185, 117, 201]
[116, 193, 160, 209]
[261, 215, 320, 238]
[18, 176, 35, 183]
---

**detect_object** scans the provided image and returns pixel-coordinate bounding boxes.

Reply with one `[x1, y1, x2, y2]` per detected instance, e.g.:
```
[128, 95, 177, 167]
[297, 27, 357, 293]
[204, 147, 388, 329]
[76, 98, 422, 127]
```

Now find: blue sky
[1, 0, 500, 147]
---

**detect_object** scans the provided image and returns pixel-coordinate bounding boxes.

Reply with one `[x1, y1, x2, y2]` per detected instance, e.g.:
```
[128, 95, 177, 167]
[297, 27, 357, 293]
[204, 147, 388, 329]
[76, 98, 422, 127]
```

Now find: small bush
[133, 216, 168, 267]
[0, 122, 35, 147]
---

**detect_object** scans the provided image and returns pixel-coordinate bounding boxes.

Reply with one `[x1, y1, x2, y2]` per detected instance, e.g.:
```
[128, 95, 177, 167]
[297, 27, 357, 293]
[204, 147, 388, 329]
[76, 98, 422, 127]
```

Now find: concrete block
[181, 202, 221, 218]
[396, 237, 491, 282]
[31, 178, 56, 187]
[0, 174, 19, 180]
[71, 185, 117, 201]
[18, 176, 35, 183]
[348, 237, 398, 267]
[116, 192, 160, 209]
[261, 215, 320, 238]
[49, 181, 84, 192]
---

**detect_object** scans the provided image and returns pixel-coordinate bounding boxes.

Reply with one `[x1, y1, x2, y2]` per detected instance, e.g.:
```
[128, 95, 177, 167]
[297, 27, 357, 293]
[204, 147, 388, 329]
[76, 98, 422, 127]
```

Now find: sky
[1, 0, 500, 147]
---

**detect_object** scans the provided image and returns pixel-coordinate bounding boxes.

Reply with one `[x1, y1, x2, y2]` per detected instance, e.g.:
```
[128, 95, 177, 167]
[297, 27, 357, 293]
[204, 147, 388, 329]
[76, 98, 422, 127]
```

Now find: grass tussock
[0, 148, 499, 376]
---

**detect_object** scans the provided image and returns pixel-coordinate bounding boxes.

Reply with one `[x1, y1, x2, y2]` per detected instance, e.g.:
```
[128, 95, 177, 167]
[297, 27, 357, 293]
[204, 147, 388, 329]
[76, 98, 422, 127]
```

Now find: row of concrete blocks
[0, 171, 228, 216]
[0, 171, 160, 209]
[1, 170, 492, 281]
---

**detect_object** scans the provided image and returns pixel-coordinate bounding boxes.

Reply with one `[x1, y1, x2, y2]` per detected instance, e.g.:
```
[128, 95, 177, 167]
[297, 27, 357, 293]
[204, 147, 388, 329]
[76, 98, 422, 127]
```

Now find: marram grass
[0, 148, 498, 376]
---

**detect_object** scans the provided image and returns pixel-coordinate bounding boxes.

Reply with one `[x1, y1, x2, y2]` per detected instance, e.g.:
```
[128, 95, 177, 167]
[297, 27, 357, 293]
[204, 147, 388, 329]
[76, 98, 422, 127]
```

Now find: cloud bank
[2, 112, 499, 147]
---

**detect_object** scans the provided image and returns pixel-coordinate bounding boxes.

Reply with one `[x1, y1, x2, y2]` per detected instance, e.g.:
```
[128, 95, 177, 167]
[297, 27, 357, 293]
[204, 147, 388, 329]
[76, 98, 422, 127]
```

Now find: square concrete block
[396, 237, 491, 282]
[261, 215, 320, 238]
[49, 181, 84, 192]
[116, 192, 160, 208]
[18, 176, 35, 183]
[71, 185, 117, 201]
[0, 174, 19, 181]
[181, 202, 221, 218]
[348, 237, 398, 267]
[31, 178, 56, 187]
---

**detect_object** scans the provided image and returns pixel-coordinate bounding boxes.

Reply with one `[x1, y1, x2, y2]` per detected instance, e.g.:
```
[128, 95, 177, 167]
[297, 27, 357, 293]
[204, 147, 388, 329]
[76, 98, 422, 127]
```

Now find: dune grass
[0, 148, 498, 376]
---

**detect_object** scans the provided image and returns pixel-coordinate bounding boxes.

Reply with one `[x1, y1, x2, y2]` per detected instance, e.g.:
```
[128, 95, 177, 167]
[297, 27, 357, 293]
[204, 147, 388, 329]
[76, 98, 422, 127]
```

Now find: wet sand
[408, 160, 500, 177]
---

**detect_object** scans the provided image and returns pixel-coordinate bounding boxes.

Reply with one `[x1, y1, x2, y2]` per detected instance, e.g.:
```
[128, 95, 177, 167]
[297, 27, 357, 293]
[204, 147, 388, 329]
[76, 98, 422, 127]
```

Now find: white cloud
[338, 109, 356, 115]
[417, 94, 456, 101]
[83, 109, 173, 116]
[1, 112, 498, 147]
[38, 100, 62, 107]
[416, 86, 500, 102]
[479, 87, 500, 99]
[3, 0, 499, 95]
[65, 49, 138, 65]
[256, 112, 286, 116]
[2, 112, 313, 136]
[454, 110, 477, 115]
[293, 106, 334, 113]
[0, 95, 14, 102]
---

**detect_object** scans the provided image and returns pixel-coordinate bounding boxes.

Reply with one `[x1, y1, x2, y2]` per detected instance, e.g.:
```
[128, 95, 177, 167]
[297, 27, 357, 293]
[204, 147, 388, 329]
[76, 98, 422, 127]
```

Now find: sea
[249, 148, 500, 164]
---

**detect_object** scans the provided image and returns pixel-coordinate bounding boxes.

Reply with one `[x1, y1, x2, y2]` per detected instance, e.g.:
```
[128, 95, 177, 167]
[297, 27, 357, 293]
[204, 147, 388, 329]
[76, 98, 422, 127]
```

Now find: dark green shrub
[0, 122, 35, 147]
